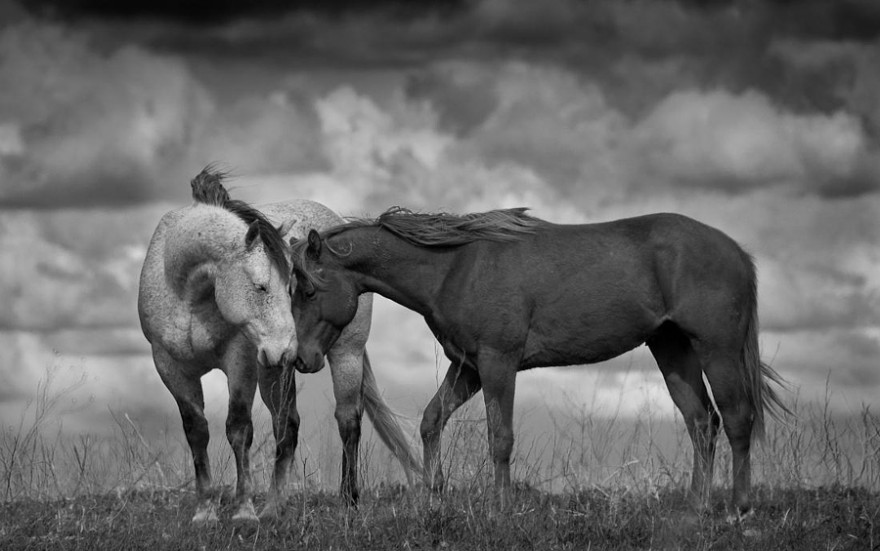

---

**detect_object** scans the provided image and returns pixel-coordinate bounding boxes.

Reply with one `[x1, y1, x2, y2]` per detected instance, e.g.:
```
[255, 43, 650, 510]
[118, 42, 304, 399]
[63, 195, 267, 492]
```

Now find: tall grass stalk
[2, 369, 879, 503]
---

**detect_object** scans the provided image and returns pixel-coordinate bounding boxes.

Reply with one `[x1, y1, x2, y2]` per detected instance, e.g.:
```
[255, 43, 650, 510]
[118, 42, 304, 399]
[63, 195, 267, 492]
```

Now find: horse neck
[332, 227, 452, 316]
[164, 205, 244, 303]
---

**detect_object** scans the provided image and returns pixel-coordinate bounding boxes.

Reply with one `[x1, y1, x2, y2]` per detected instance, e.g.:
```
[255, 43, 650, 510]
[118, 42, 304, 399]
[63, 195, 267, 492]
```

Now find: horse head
[289, 229, 360, 374]
[214, 219, 298, 369]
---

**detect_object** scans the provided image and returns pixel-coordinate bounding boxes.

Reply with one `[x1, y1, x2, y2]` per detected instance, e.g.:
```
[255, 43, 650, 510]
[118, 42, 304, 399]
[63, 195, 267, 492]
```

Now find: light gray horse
[138, 168, 420, 523]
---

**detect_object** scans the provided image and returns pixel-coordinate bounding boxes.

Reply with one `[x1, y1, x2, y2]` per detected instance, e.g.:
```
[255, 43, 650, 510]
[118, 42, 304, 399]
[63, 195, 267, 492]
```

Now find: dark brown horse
[289, 207, 788, 515]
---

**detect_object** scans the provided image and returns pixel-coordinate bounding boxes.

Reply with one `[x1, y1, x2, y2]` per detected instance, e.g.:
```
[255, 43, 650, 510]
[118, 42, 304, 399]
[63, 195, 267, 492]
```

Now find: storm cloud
[21, 0, 464, 24]
[0, 0, 877, 435]
[4, 0, 880, 209]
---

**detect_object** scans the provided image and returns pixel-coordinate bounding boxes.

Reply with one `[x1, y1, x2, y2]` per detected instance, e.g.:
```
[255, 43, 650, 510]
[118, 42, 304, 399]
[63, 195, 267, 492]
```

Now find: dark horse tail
[742, 257, 791, 441]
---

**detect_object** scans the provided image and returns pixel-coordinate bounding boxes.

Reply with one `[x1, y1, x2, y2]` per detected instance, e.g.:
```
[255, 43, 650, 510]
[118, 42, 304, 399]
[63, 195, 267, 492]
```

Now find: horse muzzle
[280, 349, 298, 369]
[294, 353, 324, 374]
[258, 345, 297, 370]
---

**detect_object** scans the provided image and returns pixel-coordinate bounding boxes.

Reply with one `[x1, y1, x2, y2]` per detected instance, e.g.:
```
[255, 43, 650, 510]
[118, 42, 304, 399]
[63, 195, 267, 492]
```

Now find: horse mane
[291, 206, 542, 290]
[326, 206, 543, 247]
[190, 166, 290, 282]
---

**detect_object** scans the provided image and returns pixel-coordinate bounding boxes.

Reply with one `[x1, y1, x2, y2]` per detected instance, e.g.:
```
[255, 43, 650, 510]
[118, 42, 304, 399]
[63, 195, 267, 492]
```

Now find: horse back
[529, 212, 752, 307]
[259, 199, 344, 241]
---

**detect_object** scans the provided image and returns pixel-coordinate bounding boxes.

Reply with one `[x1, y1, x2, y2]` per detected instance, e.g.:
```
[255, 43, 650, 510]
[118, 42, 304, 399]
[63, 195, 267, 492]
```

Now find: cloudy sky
[0, 0, 878, 445]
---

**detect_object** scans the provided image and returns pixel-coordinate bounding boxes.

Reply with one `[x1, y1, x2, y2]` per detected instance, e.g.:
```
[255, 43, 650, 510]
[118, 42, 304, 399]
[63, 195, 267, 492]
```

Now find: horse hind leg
[647, 323, 720, 513]
[257, 363, 299, 519]
[326, 348, 368, 507]
[153, 346, 217, 523]
[699, 348, 756, 516]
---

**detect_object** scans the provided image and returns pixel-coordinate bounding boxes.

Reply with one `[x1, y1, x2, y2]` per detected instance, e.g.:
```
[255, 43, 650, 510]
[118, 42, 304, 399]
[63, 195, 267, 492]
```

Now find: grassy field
[2, 483, 877, 550]
[1, 375, 878, 550]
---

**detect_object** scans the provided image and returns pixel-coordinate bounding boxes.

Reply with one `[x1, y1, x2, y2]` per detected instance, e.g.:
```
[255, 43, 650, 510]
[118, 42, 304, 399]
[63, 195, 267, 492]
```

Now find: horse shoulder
[429, 243, 525, 353]
[138, 206, 232, 362]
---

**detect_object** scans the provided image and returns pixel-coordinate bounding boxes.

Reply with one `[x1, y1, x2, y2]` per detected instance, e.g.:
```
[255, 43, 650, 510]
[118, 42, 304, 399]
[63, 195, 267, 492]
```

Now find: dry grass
[1, 370, 878, 550]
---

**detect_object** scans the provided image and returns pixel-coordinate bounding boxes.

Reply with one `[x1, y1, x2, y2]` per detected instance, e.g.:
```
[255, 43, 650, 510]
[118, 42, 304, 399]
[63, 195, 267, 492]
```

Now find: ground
[2, 484, 876, 550]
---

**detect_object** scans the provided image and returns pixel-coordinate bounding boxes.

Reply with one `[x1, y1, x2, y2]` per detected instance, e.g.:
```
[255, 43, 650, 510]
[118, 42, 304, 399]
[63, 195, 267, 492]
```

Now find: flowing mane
[291, 206, 543, 289]
[190, 166, 290, 282]
[326, 206, 543, 247]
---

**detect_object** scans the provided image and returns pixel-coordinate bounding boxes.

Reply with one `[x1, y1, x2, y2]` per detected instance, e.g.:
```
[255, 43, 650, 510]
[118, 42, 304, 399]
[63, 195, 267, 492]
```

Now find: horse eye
[255, 283, 268, 293]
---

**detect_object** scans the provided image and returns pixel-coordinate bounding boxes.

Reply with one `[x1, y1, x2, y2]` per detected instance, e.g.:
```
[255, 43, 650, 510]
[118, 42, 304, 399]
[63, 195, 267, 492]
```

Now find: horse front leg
[224, 353, 259, 522]
[420, 361, 482, 493]
[257, 364, 299, 519]
[477, 352, 517, 509]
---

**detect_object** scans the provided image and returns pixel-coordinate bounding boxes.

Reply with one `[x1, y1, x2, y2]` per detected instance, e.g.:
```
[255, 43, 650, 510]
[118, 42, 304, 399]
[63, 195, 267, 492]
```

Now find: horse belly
[522, 325, 651, 368]
[521, 288, 662, 368]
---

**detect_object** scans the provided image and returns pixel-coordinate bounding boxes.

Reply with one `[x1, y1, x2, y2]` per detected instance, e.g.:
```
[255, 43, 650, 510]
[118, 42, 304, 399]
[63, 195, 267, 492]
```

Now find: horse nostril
[293, 357, 306, 373]
[258, 349, 268, 367]
[280, 349, 295, 368]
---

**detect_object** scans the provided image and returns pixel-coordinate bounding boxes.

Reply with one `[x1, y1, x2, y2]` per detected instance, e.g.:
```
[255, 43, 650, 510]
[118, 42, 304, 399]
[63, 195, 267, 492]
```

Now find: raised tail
[742, 263, 792, 441]
[361, 351, 423, 483]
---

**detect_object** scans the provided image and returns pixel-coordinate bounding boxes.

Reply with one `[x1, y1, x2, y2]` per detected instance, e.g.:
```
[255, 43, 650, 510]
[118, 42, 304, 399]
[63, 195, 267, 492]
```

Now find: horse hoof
[192, 504, 219, 524]
[344, 492, 359, 508]
[426, 475, 445, 494]
[258, 500, 282, 520]
[726, 507, 755, 525]
[232, 501, 259, 523]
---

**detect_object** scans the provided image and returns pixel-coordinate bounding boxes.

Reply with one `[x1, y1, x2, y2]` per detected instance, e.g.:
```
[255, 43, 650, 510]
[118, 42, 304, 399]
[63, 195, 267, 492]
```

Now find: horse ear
[245, 220, 260, 249]
[277, 218, 297, 237]
[307, 229, 322, 260]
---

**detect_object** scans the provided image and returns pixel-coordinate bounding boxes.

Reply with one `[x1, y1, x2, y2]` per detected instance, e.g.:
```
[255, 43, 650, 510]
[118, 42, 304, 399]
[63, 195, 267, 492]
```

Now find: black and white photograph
[0, 0, 878, 548]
